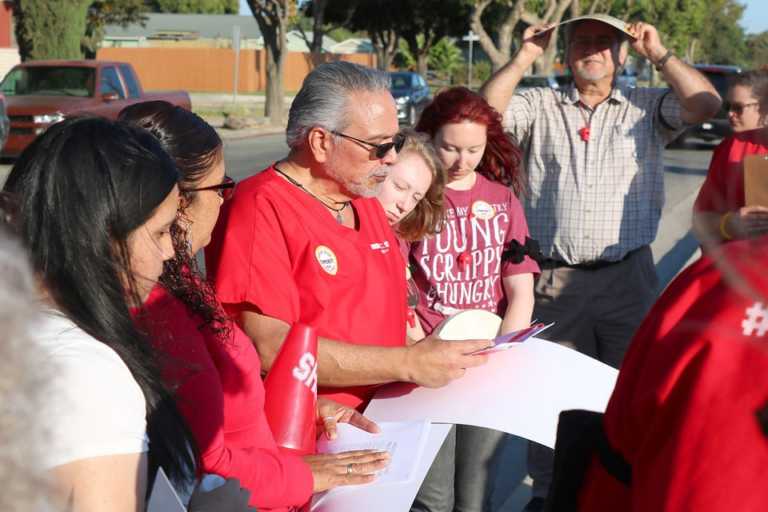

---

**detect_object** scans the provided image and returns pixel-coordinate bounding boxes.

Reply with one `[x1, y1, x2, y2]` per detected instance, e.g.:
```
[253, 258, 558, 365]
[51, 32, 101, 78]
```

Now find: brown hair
[394, 129, 446, 241]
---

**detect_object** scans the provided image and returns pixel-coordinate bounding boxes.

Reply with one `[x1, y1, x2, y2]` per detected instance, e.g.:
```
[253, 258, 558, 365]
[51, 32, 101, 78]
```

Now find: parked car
[517, 75, 560, 91]
[615, 67, 638, 88]
[554, 69, 636, 89]
[675, 64, 741, 145]
[389, 71, 431, 125]
[0, 92, 9, 155]
[0, 60, 191, 158]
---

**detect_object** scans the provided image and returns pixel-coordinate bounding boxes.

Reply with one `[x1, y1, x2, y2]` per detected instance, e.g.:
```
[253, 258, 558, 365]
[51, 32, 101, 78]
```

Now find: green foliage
[451, 59, 491, 89]
[628, 0, 750, 66]
[696, 0, 748, 66]
[325, 0, 469, 72]
[327, 26, 360, 42]
[394, 39, 416, 70]
[83, 0, 148, 59]
[629, 0, 708, 59]
[429, 38, 465, 79]
[747, 32, 768, 69]
[14, 0, 92, 61]
[149, 0, 239, 13]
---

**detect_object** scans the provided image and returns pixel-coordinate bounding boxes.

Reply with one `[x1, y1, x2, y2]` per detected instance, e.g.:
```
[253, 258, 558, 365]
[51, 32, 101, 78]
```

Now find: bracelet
[719, 212, 733, 240]
[653, 50, 674, 71]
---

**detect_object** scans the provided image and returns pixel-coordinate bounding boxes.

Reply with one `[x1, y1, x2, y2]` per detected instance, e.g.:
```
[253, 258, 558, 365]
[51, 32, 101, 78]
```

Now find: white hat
[555, 14, 637, 40]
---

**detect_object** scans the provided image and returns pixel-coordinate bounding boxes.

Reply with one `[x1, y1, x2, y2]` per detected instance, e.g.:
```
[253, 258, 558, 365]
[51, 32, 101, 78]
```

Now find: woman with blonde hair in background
[376, 129, 445, 340]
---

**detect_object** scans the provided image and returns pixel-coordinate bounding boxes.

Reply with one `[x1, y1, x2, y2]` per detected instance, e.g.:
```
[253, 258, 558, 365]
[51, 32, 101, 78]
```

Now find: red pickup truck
[0, 60, 191, 157]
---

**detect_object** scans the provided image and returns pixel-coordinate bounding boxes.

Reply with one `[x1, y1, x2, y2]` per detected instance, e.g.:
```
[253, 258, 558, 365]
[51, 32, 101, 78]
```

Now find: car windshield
[0, 67, 95, 97]
[390, 74, 412, 89]
[519, 76, 551, 88]
[701, 72, 729, 97]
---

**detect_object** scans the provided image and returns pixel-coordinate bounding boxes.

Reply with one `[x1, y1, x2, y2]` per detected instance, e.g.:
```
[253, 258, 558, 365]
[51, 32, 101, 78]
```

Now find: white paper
[365, 338, 618, 449]
[310, 423, 452, 512]
[147, 467, 186, 512]
[316, 421, 430, 484]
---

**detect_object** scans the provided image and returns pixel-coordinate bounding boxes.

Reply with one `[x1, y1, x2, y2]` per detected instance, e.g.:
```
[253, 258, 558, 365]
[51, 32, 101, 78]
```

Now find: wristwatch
[654, 50, 674, 72]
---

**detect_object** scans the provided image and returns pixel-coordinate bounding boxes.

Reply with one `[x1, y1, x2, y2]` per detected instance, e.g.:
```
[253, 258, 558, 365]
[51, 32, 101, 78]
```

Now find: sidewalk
[211, 120, 285, 141]
[192, 93, 289, 141]
[191, 92, 296, 108]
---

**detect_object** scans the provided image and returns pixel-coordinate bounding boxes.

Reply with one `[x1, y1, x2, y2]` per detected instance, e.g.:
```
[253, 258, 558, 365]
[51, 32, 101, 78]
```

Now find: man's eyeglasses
[331, 130, 406, 159]
[724, 101, 760, 115]
[181, 175, 235, 200]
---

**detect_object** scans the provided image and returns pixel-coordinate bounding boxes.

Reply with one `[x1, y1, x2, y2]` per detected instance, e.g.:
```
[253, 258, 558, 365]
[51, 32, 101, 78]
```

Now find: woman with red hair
[409, 87, 539, 511]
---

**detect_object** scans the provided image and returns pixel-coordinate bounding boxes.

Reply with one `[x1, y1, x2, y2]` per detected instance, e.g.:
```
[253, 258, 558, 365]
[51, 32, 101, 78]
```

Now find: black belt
[539, 247, 640, 271]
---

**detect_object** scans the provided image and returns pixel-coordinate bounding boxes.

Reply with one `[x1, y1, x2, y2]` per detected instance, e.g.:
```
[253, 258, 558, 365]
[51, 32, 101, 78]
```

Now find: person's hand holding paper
[403, 333, 491, 388]
[724, 205, 768, 239]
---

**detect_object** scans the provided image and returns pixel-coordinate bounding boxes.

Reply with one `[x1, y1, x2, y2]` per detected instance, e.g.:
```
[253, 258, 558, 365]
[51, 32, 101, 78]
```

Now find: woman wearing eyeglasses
[119, 101, 390, 512]
[408, 87, 539, 512]
[693, 69, 768, 247]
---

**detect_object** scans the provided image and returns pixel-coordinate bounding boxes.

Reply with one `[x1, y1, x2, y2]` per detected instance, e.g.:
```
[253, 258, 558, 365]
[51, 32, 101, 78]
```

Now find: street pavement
[0, 134, 714, 511]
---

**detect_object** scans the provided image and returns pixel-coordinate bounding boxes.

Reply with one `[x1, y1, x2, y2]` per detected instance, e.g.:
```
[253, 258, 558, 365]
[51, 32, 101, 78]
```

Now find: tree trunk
[535, 33, 558, 74]
[416, 52, 429, 76]
[371, 28, 398, 71]
[404, 33, 431, 76]
[248, 1, 287, 125]
[522, 0, 572, 75]
[264, 27, 286, 124]
[470, 0, 526, 73]
[686, 38, 698, 63]
[309, 0, 328, 55]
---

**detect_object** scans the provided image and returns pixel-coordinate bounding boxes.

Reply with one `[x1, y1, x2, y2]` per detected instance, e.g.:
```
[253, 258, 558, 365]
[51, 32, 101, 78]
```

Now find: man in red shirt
[206, 62, 490, 410]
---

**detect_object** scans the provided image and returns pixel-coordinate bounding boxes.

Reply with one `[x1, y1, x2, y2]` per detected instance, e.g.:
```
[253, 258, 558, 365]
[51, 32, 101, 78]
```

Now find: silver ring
[346, 463, 353, 475]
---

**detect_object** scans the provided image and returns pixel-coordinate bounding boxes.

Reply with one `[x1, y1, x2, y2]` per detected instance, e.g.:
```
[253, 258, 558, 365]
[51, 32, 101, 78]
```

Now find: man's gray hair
[286, 61, 391, 149]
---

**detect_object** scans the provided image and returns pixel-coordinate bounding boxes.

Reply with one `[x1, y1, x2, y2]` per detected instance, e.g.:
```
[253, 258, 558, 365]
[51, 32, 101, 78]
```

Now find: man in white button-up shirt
[481, 14, 721, 511]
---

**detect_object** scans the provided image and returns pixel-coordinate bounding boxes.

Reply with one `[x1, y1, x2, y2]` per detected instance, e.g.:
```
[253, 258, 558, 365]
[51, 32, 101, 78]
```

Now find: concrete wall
[96, 47, 378, 93]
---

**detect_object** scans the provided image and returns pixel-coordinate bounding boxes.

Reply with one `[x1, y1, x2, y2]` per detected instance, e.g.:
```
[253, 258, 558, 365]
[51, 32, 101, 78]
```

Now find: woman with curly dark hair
[119, 101, 390, 512]
[409, 87, 539, 512]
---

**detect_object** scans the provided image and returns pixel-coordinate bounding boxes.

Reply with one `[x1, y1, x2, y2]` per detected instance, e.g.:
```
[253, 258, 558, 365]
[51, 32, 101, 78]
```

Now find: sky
[238, 0, 768, 35]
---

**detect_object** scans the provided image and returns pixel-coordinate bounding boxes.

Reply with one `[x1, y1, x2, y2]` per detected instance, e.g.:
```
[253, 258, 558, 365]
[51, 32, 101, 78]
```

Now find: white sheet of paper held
[316, 420, 431, 484]
[365, 338, 618, 449]
[311, 422, 451, 512]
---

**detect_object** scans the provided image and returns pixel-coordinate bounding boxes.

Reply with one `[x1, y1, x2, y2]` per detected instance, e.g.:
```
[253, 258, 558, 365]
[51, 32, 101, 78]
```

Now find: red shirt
[578, 237, 768, 511]
[206, 167, 407, 409]
[410, 173, 540, 334]
[694, 129, 768, 214]
[142, 285, 313, 511]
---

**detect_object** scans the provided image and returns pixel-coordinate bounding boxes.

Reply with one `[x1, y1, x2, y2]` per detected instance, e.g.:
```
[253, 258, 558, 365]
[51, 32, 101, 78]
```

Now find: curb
[216, 126, 285, 141]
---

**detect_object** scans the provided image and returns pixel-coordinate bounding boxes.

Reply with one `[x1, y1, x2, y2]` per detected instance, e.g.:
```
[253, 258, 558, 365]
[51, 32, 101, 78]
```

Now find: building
[103, 13, 337, 52]
[0, 1, 19, 79]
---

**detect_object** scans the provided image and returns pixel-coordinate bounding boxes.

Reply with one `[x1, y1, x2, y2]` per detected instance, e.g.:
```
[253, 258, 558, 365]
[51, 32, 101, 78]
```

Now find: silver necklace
[273, 164, 351, 223]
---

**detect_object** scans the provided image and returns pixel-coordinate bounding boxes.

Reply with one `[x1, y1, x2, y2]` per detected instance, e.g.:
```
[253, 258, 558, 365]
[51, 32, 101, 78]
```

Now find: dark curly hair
[118, 101, 231, 340]
[415, 86, 525, 195]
